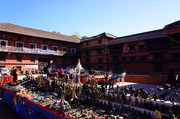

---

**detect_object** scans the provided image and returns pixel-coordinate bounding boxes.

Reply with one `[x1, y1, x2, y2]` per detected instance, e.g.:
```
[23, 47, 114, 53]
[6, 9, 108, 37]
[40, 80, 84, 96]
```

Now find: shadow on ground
[0, 98, 23, 119]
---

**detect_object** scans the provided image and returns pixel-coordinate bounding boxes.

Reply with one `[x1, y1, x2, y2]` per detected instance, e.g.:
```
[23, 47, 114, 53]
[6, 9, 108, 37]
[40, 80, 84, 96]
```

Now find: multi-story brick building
[0, 20, 179, 74]
[108, 29, 180, 74]
[164, 20, 180, 44]
[80, 21, 180, 74]
[0, 22, 80, 73]
[79, 32, 116, 70]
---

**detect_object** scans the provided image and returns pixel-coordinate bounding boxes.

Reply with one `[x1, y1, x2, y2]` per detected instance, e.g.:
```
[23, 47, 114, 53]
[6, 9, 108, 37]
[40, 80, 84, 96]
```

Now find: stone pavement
[114, 82, 161, 92]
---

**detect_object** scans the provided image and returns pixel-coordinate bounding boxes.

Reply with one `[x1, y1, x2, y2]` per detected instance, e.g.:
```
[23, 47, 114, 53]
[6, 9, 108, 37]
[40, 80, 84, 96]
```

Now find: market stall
[0, 59, 178, 119]
[0, 86, 69, 119]
[0, 76, 13, 85]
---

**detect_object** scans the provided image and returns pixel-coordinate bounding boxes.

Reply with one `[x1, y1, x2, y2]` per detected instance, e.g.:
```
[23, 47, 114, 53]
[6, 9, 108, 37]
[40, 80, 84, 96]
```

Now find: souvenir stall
[0, 86, 69, 119]
[0, 59, 179, 119]
[0, 76, 13, 85]
[0, 79, 179, 118]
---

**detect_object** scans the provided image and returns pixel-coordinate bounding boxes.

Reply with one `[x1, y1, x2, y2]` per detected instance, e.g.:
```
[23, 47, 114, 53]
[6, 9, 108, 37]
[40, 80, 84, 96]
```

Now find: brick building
[108, 29, 180, 74]
[79, 32, 116, 70]
[164, 20, 180, 44]
[80, 21, 180, 74]
[0, 21, 180, 74]
[0, 23, 80, 73]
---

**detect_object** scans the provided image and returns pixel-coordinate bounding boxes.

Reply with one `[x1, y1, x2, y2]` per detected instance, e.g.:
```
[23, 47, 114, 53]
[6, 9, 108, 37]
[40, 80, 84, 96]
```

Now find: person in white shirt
[120, 69, 127, 84]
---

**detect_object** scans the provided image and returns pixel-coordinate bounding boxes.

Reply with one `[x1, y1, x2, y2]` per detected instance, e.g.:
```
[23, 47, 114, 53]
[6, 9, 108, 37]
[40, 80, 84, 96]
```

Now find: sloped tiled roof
[164, 20, 180, 29]
[81, 32, 117, 42]
[109, 29, 165, 45]
[0, 22, 80, 43]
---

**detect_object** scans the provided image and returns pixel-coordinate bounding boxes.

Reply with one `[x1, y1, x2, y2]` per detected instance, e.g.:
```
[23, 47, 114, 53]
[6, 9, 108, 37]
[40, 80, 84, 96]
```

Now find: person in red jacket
[45, 79, 49, 86]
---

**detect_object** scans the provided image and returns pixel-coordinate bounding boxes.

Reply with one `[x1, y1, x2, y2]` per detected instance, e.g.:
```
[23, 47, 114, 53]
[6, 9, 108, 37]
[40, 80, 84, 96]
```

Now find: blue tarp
[109, 75, 120, 81]
[0, 87, 65, 119]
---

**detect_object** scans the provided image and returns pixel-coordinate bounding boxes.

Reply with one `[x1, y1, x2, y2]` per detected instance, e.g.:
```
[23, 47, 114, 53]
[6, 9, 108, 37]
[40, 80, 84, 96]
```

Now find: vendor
[167, 69, 177, 87]
[58, 68, 64, 78]
[44, 78, 50, 87]
[120, 69, 127, 84]
[104, 73, 109, 88]
[46, 67, 51, 78]
[11, 67, 18, 82]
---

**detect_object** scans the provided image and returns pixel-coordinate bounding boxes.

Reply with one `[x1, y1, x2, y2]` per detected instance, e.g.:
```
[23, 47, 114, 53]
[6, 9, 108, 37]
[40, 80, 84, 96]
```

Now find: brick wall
[0, 32, 79, 72]
[125, 75, 168, 85]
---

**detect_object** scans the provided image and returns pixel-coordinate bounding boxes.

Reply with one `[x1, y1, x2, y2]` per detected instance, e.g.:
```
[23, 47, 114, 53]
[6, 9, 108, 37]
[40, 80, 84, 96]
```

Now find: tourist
[177, 75, 180, 87]
[121, 69, 127, 84]
[104, 73, 109, 88]
[69, 67, 75, 74]
[25, 68, 29, 75]
[167, 69, 177, 87]
[35, 69, 38, 74]
[89, 69, 93, 75]
[44, 78, 50, 89]
[58, 68, 64, 78]
[10, 67, 14, 76]
[12, 67, 18, 82]
[47, 67, 51, 78]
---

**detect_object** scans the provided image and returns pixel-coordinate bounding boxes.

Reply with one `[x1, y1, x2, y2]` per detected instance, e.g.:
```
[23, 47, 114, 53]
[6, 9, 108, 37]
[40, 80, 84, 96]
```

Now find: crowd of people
[7, 66, 180, 89]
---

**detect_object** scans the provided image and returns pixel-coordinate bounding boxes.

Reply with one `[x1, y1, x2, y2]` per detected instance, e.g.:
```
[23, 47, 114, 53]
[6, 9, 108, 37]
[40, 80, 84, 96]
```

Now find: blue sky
[1, 0, 180, 38]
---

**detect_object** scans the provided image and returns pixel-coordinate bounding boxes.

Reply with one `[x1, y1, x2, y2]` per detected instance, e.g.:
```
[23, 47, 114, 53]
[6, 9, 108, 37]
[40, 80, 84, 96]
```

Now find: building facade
[79, 32, 116, 71]
[0, 23, 80, 73]
[108, 29, 180, 74]
[80, 21, 180, 74]
[0, 20, 180, 74]
[164, 20, 180, 44]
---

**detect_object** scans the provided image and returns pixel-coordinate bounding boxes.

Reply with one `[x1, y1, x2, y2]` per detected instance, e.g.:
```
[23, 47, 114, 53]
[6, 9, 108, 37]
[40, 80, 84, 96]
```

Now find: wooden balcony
[0, 46, 67, 56]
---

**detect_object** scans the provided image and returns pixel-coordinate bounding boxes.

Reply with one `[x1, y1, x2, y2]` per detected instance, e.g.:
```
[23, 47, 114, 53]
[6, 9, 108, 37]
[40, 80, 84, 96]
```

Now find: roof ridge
[104, 32, 117, 38]
[81, 32, 116, 42]
[109, 29, 165, 45]
[164, 20, 180, 29]
[114, 29, 163, 40]
[0, 22, 75, 38]
[0, 22, 80, 43]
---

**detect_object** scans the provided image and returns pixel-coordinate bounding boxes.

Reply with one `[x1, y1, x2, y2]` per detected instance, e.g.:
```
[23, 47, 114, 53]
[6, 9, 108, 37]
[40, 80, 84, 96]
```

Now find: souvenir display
[0, 64, 179, 119]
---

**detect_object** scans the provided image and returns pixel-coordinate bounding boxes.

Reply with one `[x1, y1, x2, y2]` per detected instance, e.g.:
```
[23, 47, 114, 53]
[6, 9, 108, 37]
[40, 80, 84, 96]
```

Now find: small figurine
[129, 85, 135, 96]
[140, 88, 148, 99]
[126, 96, 131, 105]
[137, 90, 141, 98]
[143, 100, 147, 109]
[148, 92, 153, 100]
[134, 98, 139, 106]
[153, 92, 158, 101]
[154, 110, 162, 119]
[134, 89, 141, 97]
[139, 99, 144, 108]
[123, 86, 129, 95]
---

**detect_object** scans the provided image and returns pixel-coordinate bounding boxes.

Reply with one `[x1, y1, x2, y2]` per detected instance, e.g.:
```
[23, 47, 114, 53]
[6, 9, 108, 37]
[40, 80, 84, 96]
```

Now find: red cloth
[0, 76, 13, 85]
[58, 69, 63, 75]
[81, 78, 86, 84]
[44, 79, 49, 86]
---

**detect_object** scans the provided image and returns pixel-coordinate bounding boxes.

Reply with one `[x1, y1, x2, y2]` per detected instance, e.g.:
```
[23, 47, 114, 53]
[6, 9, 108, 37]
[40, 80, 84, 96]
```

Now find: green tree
[81, 36, 88, 39]
[71, 32, 80, 39]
